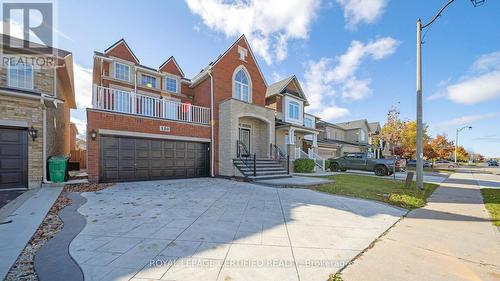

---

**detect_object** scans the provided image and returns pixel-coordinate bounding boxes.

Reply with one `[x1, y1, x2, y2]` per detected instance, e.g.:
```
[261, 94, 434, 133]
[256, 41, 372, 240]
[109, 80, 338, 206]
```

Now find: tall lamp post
[415, 0, 485, 189]
[455, 126, 472, 163]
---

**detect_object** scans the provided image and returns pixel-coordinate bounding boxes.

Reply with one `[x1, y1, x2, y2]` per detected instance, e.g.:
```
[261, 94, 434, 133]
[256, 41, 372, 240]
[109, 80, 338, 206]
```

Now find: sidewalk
[0, 187, 62, 280]
[342, 170, 500, 281]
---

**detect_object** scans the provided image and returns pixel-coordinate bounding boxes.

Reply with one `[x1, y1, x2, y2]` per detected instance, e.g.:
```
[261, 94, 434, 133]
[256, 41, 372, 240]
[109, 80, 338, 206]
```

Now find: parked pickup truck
[329, 152, 406, 176]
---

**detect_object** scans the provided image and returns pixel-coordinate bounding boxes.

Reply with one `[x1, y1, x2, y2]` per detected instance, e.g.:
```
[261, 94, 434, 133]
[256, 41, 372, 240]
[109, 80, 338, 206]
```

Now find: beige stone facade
[218, 98, 275, 177]
[0, 36, 75, 188]
[0, 96, 44, 188]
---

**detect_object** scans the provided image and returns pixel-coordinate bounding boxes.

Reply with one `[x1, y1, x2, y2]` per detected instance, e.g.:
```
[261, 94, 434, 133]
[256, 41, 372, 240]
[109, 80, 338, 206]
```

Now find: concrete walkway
[255, 176, 333, 187]
[342, 170, 500, 281]
[70, 178, 405, 281]
[0, 187, 63, 280]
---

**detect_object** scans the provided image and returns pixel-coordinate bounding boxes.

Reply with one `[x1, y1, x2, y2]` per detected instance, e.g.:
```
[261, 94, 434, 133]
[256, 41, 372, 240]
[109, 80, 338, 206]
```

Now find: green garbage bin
[48, 156, 69, 183]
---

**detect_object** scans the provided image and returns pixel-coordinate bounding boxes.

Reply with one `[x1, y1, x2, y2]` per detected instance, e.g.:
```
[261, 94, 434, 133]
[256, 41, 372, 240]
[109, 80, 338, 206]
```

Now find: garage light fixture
[27, 126, 38, 142]
[90, 129, 97, 141]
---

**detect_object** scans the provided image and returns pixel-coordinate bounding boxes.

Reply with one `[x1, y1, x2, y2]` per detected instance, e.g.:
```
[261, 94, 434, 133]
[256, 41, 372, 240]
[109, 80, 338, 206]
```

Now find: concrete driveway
[70, 178, 405, 281]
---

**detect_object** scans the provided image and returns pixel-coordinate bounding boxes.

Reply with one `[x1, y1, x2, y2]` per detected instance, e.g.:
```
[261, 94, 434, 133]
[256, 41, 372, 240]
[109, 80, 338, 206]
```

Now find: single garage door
[100, 135, 210, 182]
[0, 127, 28, 189]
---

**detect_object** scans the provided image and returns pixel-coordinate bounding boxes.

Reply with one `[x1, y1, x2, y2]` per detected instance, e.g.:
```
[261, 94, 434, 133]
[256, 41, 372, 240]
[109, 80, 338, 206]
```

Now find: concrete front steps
[233, 158, 291, 180]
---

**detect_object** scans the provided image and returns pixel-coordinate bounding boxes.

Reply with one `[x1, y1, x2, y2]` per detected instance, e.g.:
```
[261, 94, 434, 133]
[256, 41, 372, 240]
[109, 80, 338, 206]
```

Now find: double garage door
[100, 135, 210, 183]
[0, 127, 28, 189]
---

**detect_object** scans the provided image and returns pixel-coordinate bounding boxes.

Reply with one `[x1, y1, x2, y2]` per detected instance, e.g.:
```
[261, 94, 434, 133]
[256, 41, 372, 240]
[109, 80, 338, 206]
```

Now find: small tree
[456, 146, 469, 162]
[380, 106, 405, 157]
[429, 134, 454, 160]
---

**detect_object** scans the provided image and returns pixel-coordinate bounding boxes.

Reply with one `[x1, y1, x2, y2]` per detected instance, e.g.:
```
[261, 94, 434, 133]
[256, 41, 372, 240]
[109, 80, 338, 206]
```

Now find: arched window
[233, 68, 250, 102]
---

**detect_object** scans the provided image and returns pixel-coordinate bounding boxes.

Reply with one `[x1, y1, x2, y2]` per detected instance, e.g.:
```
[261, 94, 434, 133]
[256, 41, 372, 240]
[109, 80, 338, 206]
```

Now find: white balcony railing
[92, 85, 210, 125]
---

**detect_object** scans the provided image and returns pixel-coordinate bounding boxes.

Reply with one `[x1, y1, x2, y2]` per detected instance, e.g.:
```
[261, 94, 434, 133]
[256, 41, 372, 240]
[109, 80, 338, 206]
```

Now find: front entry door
[239, 128, 251, 156]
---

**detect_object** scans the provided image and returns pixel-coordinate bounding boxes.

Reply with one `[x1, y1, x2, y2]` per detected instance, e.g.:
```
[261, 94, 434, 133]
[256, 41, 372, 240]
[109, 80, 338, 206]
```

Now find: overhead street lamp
[455, 126, 472, 163]
[415, 0, 485, 189]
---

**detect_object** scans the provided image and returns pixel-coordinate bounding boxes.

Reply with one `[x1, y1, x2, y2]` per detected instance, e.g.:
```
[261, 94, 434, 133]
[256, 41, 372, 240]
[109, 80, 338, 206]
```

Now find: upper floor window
[304, 117, 314, 128]
[114, 62, 130, 81]
[234, 68, 250, 102]
[359, 129, 367, 142]
[141, 74, 157, 88]
[8, 63, 34, 90]
[165, 76, 178, 93]
[288, 101, 300, 120]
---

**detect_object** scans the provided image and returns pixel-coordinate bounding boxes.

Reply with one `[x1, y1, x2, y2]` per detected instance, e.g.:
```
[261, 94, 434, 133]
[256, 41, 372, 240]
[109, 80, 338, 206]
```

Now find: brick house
[87, 35, 335, 183]
[0, 35, 76, 189]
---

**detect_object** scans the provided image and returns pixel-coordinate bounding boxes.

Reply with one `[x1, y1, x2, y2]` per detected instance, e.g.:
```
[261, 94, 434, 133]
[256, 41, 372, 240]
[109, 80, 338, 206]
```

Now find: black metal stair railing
[270, 144, 290, 174]
[236, 140, 256, 177]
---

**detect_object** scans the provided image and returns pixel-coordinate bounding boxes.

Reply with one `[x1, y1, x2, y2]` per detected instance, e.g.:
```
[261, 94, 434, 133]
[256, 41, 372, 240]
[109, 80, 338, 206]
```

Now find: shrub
[294, 158, 315, 173]
[325, 160, 332, 171]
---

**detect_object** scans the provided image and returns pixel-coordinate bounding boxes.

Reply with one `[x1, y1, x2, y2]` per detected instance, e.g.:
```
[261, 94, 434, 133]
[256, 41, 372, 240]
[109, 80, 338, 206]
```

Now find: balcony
[92, 85, 210, 125]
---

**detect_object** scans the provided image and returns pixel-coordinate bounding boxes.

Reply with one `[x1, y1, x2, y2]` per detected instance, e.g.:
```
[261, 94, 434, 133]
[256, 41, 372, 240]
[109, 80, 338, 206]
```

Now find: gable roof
[104, 38, 140, 64]
[265, 75, 309, 105]
[159, 56, 185, 77]
[368, 122, 381, 134]
[334, 119, 370, 131]
[190, 34, 267, 87]
[1, 34, 71, 58]
[316, 120, 344, 130]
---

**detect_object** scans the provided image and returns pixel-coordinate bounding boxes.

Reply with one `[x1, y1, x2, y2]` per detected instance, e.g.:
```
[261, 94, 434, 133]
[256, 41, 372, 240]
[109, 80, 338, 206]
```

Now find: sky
[24, 0, 500, 156]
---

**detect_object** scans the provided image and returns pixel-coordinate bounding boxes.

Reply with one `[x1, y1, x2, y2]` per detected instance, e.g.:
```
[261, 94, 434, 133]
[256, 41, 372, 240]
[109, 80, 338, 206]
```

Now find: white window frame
[165, 75, 179, 93]
[232, 65, 252, 103]
[7, 63, 34, 90]
[140, 74, 157, 88]
[304, 116, 315, 128]
[288, 101, 300, 120]
[283, 95, 303, 125]
[114, 62, 130, 82]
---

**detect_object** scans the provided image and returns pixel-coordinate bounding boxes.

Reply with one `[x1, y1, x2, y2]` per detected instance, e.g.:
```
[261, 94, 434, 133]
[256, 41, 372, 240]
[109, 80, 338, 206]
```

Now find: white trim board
[0, 120, 29, 128]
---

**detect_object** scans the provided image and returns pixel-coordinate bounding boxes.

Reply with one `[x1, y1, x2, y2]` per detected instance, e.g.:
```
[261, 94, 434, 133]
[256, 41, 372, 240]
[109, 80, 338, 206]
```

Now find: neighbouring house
[0, 35, 76, 189]
[68, 122, 87, 170]
[265, 75, 322, 167]
[70, 122, 78, 150]
[312, 119, 382, 159]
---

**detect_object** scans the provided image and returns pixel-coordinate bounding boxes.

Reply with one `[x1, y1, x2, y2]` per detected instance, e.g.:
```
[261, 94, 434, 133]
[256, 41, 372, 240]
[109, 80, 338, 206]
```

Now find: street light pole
[455, 126, 472, 163]
[416, 18, 423, 190]
[415, 1, 485, 189]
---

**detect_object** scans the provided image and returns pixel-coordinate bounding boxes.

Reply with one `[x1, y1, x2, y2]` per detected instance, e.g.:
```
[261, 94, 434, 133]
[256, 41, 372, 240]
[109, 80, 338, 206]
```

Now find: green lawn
[316, 174, 438, 209]
[480, 188, 500, 227]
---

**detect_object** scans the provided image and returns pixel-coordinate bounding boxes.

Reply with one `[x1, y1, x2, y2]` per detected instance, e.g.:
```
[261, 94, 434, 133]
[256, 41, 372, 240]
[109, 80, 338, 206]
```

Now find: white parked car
[433, 160, 459, 169]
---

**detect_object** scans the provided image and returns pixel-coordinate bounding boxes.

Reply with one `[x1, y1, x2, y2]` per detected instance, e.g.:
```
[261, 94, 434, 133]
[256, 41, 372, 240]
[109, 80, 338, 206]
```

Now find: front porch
[275, 124, 326, 171]
[218, 98, 281, 178]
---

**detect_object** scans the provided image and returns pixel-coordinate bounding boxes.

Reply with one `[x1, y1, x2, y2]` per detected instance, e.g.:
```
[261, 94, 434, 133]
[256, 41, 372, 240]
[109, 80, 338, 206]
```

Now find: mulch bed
[5, 183, 112, 281]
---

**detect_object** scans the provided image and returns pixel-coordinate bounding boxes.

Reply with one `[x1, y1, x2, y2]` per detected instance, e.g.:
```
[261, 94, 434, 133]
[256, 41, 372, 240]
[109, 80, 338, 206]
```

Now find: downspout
[43, 64, 66, 183]
[100, 57, 103, 86]
[208, 68, 215, 177]
[42, 98, 49, 183]
[134, 66, 137, 92]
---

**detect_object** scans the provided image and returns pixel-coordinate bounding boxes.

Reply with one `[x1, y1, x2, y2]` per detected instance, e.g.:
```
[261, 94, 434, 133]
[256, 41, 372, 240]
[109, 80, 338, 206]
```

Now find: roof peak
[104, 38, 140, 63]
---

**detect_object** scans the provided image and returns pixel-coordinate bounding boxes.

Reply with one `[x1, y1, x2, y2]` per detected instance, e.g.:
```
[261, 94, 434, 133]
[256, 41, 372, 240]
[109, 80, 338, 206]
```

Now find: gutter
[208, 67, 215, 177]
